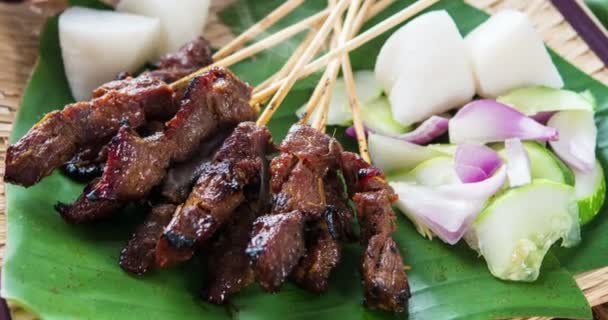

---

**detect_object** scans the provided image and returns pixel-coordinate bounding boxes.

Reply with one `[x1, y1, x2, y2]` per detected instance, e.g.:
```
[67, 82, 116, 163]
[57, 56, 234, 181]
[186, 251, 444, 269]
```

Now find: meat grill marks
[247, 125, 343, 292]
[143, 37, 214, 84]
[5, 37, 215, 187]
[5, 77, 173, 187]
[340, 151, 410, 313]
[205, 204, 257, 304]
[157, 122, 273, 267]
[119, 204, 176, 275]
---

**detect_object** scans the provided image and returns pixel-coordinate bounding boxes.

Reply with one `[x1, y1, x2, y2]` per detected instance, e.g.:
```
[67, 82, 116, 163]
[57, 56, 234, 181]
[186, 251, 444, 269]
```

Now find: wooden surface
[1, 0, 608, 319]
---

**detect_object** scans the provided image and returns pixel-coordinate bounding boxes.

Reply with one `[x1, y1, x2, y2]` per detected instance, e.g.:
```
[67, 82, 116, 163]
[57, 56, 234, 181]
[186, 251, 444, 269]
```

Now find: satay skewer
[213, 0, 306, 60]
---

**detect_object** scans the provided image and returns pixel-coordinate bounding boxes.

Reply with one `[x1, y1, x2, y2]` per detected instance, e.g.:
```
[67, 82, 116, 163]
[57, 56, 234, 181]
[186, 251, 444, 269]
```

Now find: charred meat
[143, 37, 214, 84]
[158, 122, 272, 267]
[119, 204, 176, 275]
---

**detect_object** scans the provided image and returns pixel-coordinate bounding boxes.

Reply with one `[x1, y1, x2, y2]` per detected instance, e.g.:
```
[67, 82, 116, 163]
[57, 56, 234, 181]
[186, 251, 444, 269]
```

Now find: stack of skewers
[4, 0, 439, 313]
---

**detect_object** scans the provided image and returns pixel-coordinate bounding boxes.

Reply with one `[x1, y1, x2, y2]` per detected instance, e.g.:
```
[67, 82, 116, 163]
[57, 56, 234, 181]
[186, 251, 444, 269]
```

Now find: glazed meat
[55, 179, 124, 224]
[340, 151, 409, 313]
[205, 204, 257, 304]
[5, 77, 173, 187]
[160, 130, 231, 204]
[62, 144, 108, 182]
[144, 37, 214, 84]
[246, 210, 306, 292]
[119, 204, 176, 275]
[56, 68, 256, 223]
[157, 122, 273, 267]
[248, 125, 343, 292]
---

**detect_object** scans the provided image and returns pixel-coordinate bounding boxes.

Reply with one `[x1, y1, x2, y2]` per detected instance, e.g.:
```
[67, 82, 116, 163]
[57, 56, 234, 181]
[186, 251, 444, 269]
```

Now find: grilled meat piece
[159, 122, 272, 266]
[205, 204, 257, 304]
[361, 234, 410, 312]
[248, 125, 343, 292]
[5, 77, 173, 187]
[291, 221, 340, 293]
[119, 204, 176, 275]
[144, 37, 214, 84]
[160, 130, 231, 203]
[89, 67, 255, 201]
[55, 179, 124, 224]
[340, 151, 409, 313]
[246, 210, 306, 292]
[63, 144, 109, 182]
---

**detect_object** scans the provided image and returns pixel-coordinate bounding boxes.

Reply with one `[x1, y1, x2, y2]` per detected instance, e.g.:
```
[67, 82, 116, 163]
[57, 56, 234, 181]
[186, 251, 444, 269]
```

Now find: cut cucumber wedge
[368, 133, 447, 172]
[389, 156, 460, 186]
[497, 142, 574, 185]
[467, 180, 580, 281]
[497, 86, 594, 115]
[575, 160, 606, 225]
[360, 97, 411, 135]
[296, 70, 382, 126]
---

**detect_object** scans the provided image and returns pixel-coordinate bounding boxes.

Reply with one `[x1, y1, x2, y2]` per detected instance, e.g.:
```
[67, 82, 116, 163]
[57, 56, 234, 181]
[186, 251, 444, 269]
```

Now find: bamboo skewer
[212, 0, 305, 60]
[170, 8, 330, 90]
[256, 0, 351, 127]
[250, 0, 438, 106]
[253, 26, 319, 94]
[311, 0, 362, 130]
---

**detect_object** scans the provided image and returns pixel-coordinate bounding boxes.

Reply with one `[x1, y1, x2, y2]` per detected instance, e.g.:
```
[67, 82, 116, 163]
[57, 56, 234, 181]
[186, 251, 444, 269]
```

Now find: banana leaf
[2, 0, 606, 319]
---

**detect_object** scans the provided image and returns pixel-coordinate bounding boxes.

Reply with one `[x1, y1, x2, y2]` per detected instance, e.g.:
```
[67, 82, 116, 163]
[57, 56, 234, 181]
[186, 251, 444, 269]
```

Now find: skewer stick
[170, 8, 330, 90]
[213, 0, 305, 60]
[367, 0, 397, 20]
[256, 0, 351, 127]
[311, 0, 362, 130]
[254, 27, 319, 94]
[251, 0, 437, 106]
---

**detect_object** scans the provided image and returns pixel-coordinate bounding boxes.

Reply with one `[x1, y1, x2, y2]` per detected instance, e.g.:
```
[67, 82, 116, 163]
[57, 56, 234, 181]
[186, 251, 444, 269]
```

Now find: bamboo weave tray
[0, 0, 607, 319]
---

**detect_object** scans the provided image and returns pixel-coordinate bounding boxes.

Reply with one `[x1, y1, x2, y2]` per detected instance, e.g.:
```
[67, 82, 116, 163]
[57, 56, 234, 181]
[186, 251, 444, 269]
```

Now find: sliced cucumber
[427, 143, 458, 155]
[368, 133, 447, 173]
[575, 160, 606, 225]
[389, 156, 460, 186]
[497, 86, 594, 115]
[467, 180, 580, 281]
[361, 97, 411, 135]
[580, 90, 597, 111]
[296, 70, 382, 126]
[497, 142, 574, 185]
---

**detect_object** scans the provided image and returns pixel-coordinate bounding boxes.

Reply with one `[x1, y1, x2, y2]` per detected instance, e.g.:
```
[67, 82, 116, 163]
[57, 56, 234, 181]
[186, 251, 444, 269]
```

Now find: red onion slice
[504, 138, 532, 187]
[548, 110, 597, 173]
[345, 115, 449, 145]
[454, 143, 502, 183]
[449, 99, 559, 144]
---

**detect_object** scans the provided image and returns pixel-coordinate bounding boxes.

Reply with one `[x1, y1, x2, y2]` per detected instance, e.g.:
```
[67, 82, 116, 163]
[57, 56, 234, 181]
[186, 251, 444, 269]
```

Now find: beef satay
[5, 37, 216, 187]
[5, 76, 173, 187]
[291, 171, 354, 293]
[119, 204, 176, 275]
[340, 151, 410, 313]
[157, 122, 272, 267]
[205, 204, 257, 304]
[247, 125, 342, 292]
[90, 67, 255, 202]
[143, 37, 214, 84]
[55, 179, 124, 224]
[160, 129, 232, 204]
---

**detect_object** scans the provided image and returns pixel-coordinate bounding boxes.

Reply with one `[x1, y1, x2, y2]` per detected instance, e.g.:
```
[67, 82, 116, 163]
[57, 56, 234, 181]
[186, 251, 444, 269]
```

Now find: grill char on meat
[205, 203, 257, 304]
[157, 122, 273, 267]
[5, 37, 215, 187]
[340, 151, 410, 313]
[247, 124, 342, 292]
[57, 67, 257, 223]
[291, 171, 354, 293]
[119, 204, 176, 275]
[5, 77, 173, 187]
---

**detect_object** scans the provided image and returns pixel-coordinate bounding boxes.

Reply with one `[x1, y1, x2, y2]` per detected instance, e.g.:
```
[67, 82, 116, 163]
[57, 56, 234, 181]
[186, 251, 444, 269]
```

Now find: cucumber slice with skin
[390, 156, 460, 186]
[361, 97, 411, 135]
[368, 133, 447, 172]
[496, 141, 574, 185]
[296, 70, 382, 126]
[497, 86, 594, 115]
[467, 180, 580, 281]
[575, 160, 606, 225]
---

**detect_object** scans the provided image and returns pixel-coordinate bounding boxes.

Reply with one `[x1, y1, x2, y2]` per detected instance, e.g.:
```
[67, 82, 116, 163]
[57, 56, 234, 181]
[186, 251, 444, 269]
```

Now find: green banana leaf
[2, 0, 606, 319]
[586, 0, 608, 29]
